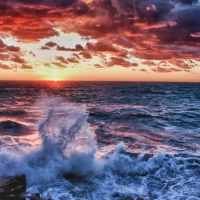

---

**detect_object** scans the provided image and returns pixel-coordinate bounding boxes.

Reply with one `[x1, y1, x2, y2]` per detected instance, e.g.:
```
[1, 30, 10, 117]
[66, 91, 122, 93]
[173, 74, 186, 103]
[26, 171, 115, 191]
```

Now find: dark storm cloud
[135, 0, 174, 23]
[150, 7, 200, 43]
[54, 0, 78, 8]
[176, 0, 198, 5]
[14, 0, 42, 5]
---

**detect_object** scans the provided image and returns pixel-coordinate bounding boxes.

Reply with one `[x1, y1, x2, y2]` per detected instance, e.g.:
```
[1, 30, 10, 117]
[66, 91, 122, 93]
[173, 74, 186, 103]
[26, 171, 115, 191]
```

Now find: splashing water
[0, 98, 200, 200]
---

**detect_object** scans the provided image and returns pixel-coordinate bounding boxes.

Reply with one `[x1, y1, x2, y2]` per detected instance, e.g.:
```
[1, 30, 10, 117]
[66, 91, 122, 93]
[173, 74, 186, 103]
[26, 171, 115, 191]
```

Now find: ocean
[0, 81, 200, 200]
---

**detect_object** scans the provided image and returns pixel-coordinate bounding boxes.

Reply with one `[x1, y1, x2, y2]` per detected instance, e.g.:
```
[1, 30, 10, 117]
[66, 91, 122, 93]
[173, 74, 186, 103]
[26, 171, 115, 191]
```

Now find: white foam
[0, 98, 200, 199]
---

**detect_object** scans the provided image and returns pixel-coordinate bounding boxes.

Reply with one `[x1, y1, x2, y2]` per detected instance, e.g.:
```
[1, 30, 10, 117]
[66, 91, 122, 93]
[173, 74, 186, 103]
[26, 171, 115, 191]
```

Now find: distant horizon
[1, 80, 200, 83]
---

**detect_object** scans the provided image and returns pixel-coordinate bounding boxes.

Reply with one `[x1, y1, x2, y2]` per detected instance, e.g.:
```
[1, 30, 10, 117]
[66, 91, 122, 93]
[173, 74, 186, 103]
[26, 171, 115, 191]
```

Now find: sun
[54, 78, 57, 82]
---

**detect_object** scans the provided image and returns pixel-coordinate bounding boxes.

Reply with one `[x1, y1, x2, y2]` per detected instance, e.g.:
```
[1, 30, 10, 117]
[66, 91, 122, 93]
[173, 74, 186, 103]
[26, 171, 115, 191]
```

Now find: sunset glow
[0, 0, 200, 81]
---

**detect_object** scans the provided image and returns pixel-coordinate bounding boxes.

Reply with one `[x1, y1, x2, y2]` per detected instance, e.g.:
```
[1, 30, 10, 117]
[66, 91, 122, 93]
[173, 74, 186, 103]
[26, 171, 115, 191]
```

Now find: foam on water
[0, 98, 200, 199]
[0, 99, 102, 186]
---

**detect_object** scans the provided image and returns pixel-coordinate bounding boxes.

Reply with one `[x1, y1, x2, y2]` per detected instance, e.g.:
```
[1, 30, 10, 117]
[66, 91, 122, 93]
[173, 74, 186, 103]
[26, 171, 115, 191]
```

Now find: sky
[0, 0, 200, 82]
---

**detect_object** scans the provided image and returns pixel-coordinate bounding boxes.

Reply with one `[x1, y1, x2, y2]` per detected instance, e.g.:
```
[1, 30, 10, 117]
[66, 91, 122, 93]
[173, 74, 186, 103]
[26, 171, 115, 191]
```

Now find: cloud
[0, 53, 10, 61]
[55, 56, 69, 64]
[67, 58, 79, 63]
[151, 66, 177, 73]
[106, 57, 133, 68]
[109, 36, 133, 48]
[135, 0, 174, 23]
[177, 0, 198, 5]
[51, 62, 67, 68]
[41, 46, 50, 50]
[12, 27, 60, 42]
[0, 0, 200, 74]
[7, 45, 21, 52]
[86, 41, 119, 53]
[169, 59, 194, 71]
[11, 55, 26, 63]
[142, 60, 156, 66]
[132, 63, 138, 67]
[75, 44, 84, 51]
[0, 39, 6, 48]
[20, 64, 33, 69]
[72, 53, 80, 59]
[0, 63, 12, 70]
[94, 64, 103, 68]
[45, 41, 58, 48]
[79, 51, 92, 59]
[0, 40, 20, 53]
[140, 69, 147, 72]
[56, 45, 78, 51]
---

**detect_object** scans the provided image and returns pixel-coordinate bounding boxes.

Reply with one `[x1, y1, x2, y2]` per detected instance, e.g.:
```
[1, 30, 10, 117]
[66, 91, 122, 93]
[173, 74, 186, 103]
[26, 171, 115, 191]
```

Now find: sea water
[0, 81, 200, 199]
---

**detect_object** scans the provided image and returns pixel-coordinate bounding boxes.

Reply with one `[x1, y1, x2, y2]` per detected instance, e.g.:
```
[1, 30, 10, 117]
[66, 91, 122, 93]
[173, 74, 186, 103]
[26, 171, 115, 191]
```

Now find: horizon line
[0, 80, 200, 83]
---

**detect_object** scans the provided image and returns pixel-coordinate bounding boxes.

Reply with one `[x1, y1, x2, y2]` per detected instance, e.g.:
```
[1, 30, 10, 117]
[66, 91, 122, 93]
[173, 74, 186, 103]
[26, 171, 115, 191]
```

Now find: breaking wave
[0, 98, 200, 200]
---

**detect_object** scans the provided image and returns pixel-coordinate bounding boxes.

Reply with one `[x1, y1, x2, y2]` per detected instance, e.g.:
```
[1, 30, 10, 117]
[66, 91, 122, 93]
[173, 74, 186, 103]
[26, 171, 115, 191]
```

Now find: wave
[0, 99, 200, 199]
[0, 120, 30, 136]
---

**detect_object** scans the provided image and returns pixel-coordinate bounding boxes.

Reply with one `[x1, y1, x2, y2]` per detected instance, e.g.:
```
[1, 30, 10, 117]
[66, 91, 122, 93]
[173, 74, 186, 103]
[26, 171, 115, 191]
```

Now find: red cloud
[0, 39, 6, 48]
[86, 41, 119, 53]
[20, 64, 33, 69]
[0, 63, 12, 70]
[67, 58, 79, 63]
[45, 41, 58, 48]
[142, 61, 156, 66]
[75, 44, 84, 51]
[7, 45, 21, 52]
[56, 45, 78, 51]
[106, 57, 133, 68]
[51, 62, 67, 69]
[55, 56, 69, 64]
[12, 27, 59, 42]
[0, 0, 199, 73]
[11, 55, 26, 63]
[79, 51, 92, 59]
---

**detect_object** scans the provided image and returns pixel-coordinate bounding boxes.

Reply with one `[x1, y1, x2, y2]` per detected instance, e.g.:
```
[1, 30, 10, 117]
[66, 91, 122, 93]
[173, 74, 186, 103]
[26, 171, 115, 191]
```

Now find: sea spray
[0, 99, 102, 189]
[23, 99, 103, 187]
[1, 97, 200, 199]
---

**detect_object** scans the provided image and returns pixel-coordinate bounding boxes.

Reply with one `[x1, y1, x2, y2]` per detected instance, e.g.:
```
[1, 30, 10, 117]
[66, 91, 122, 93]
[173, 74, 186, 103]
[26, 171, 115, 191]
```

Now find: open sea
[0, 81, 200, 200]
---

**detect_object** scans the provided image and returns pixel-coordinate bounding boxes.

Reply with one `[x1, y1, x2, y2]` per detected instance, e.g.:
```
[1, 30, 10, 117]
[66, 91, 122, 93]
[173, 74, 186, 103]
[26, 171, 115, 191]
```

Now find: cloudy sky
[0, 0, 200, 81]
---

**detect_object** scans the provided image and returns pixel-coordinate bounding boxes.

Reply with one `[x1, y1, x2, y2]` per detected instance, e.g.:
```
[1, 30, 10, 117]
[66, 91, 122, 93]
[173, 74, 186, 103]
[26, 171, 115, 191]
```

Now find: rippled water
[0, 81, 200, 199]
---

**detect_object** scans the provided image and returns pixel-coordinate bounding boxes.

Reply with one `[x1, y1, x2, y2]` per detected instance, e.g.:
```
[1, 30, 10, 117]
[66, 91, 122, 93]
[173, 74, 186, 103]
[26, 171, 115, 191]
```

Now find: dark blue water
[0, 81, 200, 199]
